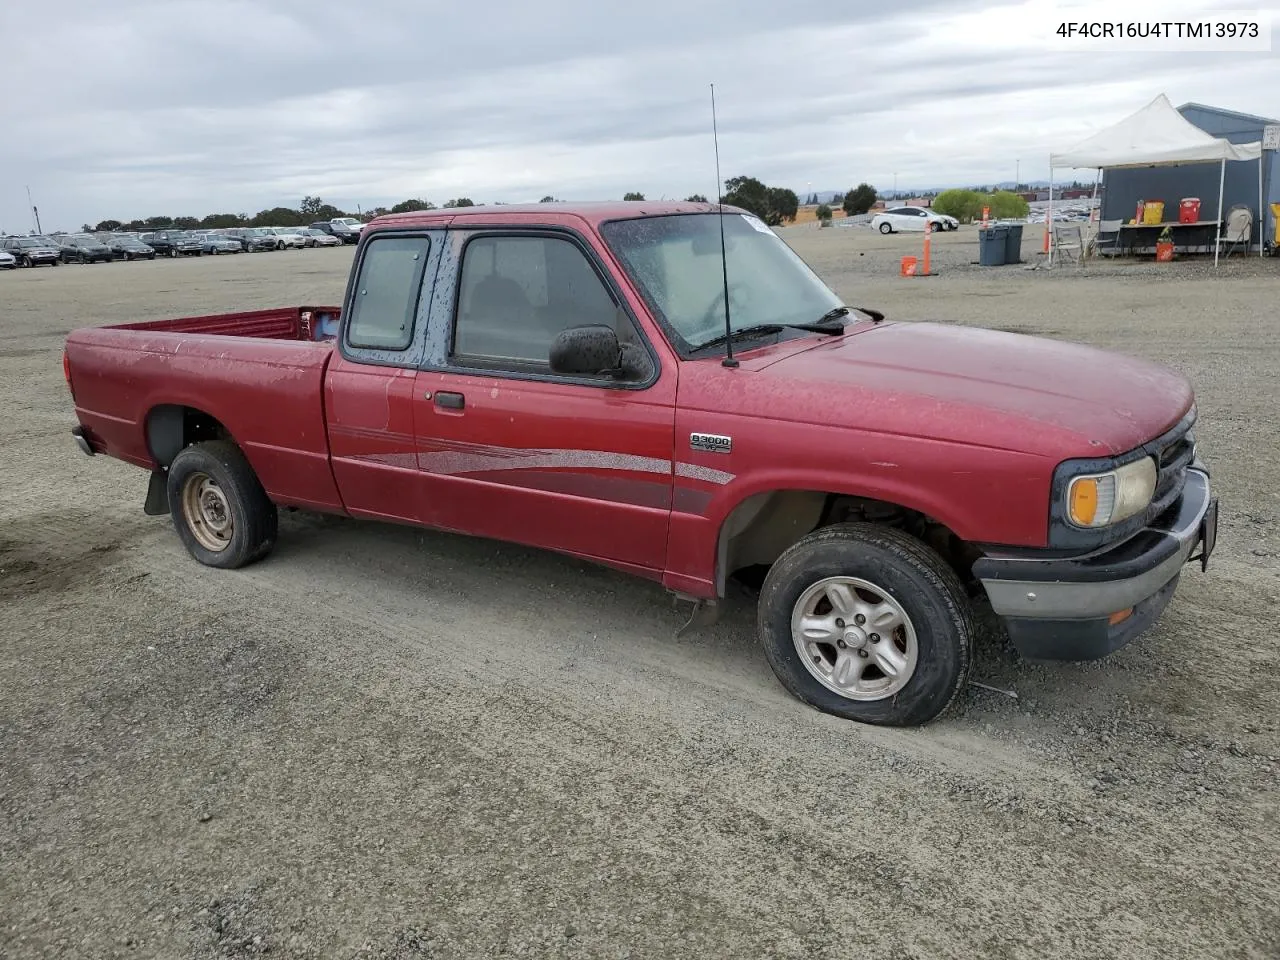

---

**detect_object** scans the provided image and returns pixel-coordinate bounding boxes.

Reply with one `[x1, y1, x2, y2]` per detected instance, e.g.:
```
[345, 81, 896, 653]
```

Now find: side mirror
[549, 325, 621, 376]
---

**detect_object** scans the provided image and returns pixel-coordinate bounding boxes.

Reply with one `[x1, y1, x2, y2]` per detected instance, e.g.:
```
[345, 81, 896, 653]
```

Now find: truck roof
[370, 200, 744, 230]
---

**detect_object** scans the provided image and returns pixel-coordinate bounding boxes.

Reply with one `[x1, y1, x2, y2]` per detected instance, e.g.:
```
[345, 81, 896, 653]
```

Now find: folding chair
[1091, 219, 1124, 258]
[1217, 205, 1253, 258]
[1053, 224, 1084, 267]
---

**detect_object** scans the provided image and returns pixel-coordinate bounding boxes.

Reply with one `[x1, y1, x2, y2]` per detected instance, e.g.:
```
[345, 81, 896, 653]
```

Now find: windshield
[17, 237, 53, 248]
[600, 213, 843, 351]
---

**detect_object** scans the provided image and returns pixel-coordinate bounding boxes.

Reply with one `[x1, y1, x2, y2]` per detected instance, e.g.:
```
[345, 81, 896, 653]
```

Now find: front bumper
[974, 468, 1217, 660]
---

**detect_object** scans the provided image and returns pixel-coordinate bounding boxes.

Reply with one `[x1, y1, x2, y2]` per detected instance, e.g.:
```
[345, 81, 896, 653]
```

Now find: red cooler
[1180, 198, 1201, 223]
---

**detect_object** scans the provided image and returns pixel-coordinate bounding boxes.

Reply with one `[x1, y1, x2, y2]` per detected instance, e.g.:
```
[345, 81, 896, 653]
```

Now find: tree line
[930, 189, 1030, 223]
[77, 178, 903, 235]
[82, 195, 478, 234]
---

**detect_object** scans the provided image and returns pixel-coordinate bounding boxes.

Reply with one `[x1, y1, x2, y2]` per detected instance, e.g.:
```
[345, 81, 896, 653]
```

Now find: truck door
[326, 229, 443, 523]
[412, 228, 676, 573]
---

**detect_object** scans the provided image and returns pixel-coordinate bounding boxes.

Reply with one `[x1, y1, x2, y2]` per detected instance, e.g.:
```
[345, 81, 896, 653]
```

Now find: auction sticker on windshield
[742, 215, 774, 235]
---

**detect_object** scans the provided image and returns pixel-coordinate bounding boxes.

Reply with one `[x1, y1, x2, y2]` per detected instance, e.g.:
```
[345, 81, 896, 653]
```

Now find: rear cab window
[339, 231, 442, 367]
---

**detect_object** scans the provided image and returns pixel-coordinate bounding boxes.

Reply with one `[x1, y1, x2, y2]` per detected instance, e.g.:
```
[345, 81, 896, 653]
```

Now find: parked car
[139, 230, 204, 257]
[225, 228, 279, 252]
[107, 235, 157, 261]
[2, 235, 61, 267]
[330, 217, 365, 238]
[0, 249, 15, 269]
[309, 220, 358, 244]
[197, 233, 243, 255]
[871, 206, 958, 234]
[59, 234, 116, 264]
[296, 228, 342, 248]
[62, 202, 1217, 728]
[264, 227, 308, 250]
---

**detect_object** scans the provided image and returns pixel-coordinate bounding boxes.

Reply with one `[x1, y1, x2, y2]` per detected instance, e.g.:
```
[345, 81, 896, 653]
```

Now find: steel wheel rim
[791, 576, 918, 701]
[181, 472, 234, 552]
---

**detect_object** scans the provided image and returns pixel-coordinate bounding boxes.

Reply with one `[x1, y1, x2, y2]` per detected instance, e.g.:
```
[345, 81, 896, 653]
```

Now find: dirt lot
[2, 231, 1278, 959]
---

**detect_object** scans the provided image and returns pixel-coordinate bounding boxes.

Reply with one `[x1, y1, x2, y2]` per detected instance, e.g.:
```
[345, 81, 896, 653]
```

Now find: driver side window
[451, 234, 646, 377]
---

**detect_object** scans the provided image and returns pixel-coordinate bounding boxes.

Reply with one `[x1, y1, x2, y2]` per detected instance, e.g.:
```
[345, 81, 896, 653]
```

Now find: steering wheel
[691, 283, 751, 341]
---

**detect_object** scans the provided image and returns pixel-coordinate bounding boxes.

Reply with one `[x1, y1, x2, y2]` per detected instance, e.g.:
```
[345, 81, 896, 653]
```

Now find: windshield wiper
[785, 306, 851, 334]
[694, 324, 785, 352]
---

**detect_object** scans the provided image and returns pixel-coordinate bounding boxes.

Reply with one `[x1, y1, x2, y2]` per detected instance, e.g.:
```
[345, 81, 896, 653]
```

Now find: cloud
[0, 0, 1275, 230]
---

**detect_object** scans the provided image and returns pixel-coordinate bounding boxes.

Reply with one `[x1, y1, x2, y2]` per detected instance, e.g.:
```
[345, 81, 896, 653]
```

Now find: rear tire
[166, 440, 278, 569]
[758, 522, 972, 727]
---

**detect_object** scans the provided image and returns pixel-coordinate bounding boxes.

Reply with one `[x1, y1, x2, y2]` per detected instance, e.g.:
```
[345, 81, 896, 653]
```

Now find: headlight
[1066, 457, 1157, 528]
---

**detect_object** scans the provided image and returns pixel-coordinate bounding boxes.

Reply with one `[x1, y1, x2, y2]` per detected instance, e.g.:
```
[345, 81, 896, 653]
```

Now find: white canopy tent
[1048, 95, 1263, 265]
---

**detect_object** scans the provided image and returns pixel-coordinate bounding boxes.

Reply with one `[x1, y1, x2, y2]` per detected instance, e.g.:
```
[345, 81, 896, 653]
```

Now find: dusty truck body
[62, 202, 1218, 726]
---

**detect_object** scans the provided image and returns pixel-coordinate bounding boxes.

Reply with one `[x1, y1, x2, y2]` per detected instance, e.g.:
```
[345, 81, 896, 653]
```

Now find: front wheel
[878, 222, 892, 234]
[758, 522, 972, 726]
[166, 440, 278, 569]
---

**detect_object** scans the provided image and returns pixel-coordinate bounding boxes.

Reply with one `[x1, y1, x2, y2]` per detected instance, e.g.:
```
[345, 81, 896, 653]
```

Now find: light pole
[893, 172, 898, 198]
[1016, 159, 1021, 190]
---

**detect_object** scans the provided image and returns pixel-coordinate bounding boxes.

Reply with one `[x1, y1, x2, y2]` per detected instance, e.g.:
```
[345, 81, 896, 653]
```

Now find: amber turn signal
[1069, 477, 1099, 526]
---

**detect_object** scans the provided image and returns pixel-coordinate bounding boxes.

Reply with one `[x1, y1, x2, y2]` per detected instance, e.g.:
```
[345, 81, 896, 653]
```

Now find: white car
[330, 217, 365, 236]
[871, 206, 958, 234]
[0, 249, 15, 270]
[264, 227, 308, 250]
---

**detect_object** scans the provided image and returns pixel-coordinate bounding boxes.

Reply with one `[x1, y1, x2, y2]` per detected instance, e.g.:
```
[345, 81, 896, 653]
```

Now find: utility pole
[26, 185, 42, 234]
[1016, 159, 1021, 190]
[893, 172, 898, 198]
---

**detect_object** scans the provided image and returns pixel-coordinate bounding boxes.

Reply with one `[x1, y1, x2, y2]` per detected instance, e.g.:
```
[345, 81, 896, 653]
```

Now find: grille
[1149, 421, 1195, 519]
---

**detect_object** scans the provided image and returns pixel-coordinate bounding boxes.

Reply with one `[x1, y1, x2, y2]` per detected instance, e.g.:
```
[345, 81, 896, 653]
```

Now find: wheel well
[716, 490, 980, 596]
[145, 405, 233, 468]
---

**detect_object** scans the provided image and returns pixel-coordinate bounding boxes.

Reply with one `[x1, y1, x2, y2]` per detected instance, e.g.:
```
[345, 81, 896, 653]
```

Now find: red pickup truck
[63, 202, 1217, 726]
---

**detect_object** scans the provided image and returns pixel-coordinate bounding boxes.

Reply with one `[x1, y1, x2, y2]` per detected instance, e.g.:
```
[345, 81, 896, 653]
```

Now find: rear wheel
[167, 441, 278, 569]
[758, 522, 972, 726]
[878, 222, 893, 234]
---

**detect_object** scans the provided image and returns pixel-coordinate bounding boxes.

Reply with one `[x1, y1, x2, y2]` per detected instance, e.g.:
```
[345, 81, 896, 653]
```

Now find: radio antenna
[711, 83, 737, 368]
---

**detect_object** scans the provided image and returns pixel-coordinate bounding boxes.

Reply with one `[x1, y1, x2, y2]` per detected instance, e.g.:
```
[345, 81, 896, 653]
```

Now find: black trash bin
[1003, 223, 1025, 264]
[979, 225, 1008, 266]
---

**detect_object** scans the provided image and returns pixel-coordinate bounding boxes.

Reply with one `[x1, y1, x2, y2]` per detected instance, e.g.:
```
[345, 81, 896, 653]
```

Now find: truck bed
[111, 305, 342, 342]
[64, 305, 347, 513]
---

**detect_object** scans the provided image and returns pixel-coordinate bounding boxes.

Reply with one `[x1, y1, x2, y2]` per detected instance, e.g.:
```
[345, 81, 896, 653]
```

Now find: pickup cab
[63, 202, 1218, 726]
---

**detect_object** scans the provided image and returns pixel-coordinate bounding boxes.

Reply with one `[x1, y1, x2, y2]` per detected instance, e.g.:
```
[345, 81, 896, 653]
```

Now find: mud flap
[143, 470, 169, 516]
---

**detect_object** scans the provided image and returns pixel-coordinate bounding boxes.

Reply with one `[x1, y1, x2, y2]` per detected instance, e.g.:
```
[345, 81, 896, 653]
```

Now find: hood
[754, 321, 1193, 458]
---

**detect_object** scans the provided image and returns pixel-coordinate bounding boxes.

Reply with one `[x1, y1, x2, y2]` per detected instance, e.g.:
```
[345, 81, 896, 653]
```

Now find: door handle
[435, 391, 465, 410]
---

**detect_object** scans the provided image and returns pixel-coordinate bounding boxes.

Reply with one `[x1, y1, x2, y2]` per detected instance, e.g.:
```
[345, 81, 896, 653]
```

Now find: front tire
[878, 222, 893, 235]
[758, 522, 972, 726]
[166, 441, 278, 569]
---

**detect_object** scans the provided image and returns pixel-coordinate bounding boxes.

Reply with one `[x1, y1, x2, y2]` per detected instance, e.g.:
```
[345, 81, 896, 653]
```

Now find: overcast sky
[1, 0, 1277, 231]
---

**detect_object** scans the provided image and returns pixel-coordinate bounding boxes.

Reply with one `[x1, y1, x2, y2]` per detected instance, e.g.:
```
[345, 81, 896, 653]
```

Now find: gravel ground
[1, 234, 1278, 959]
